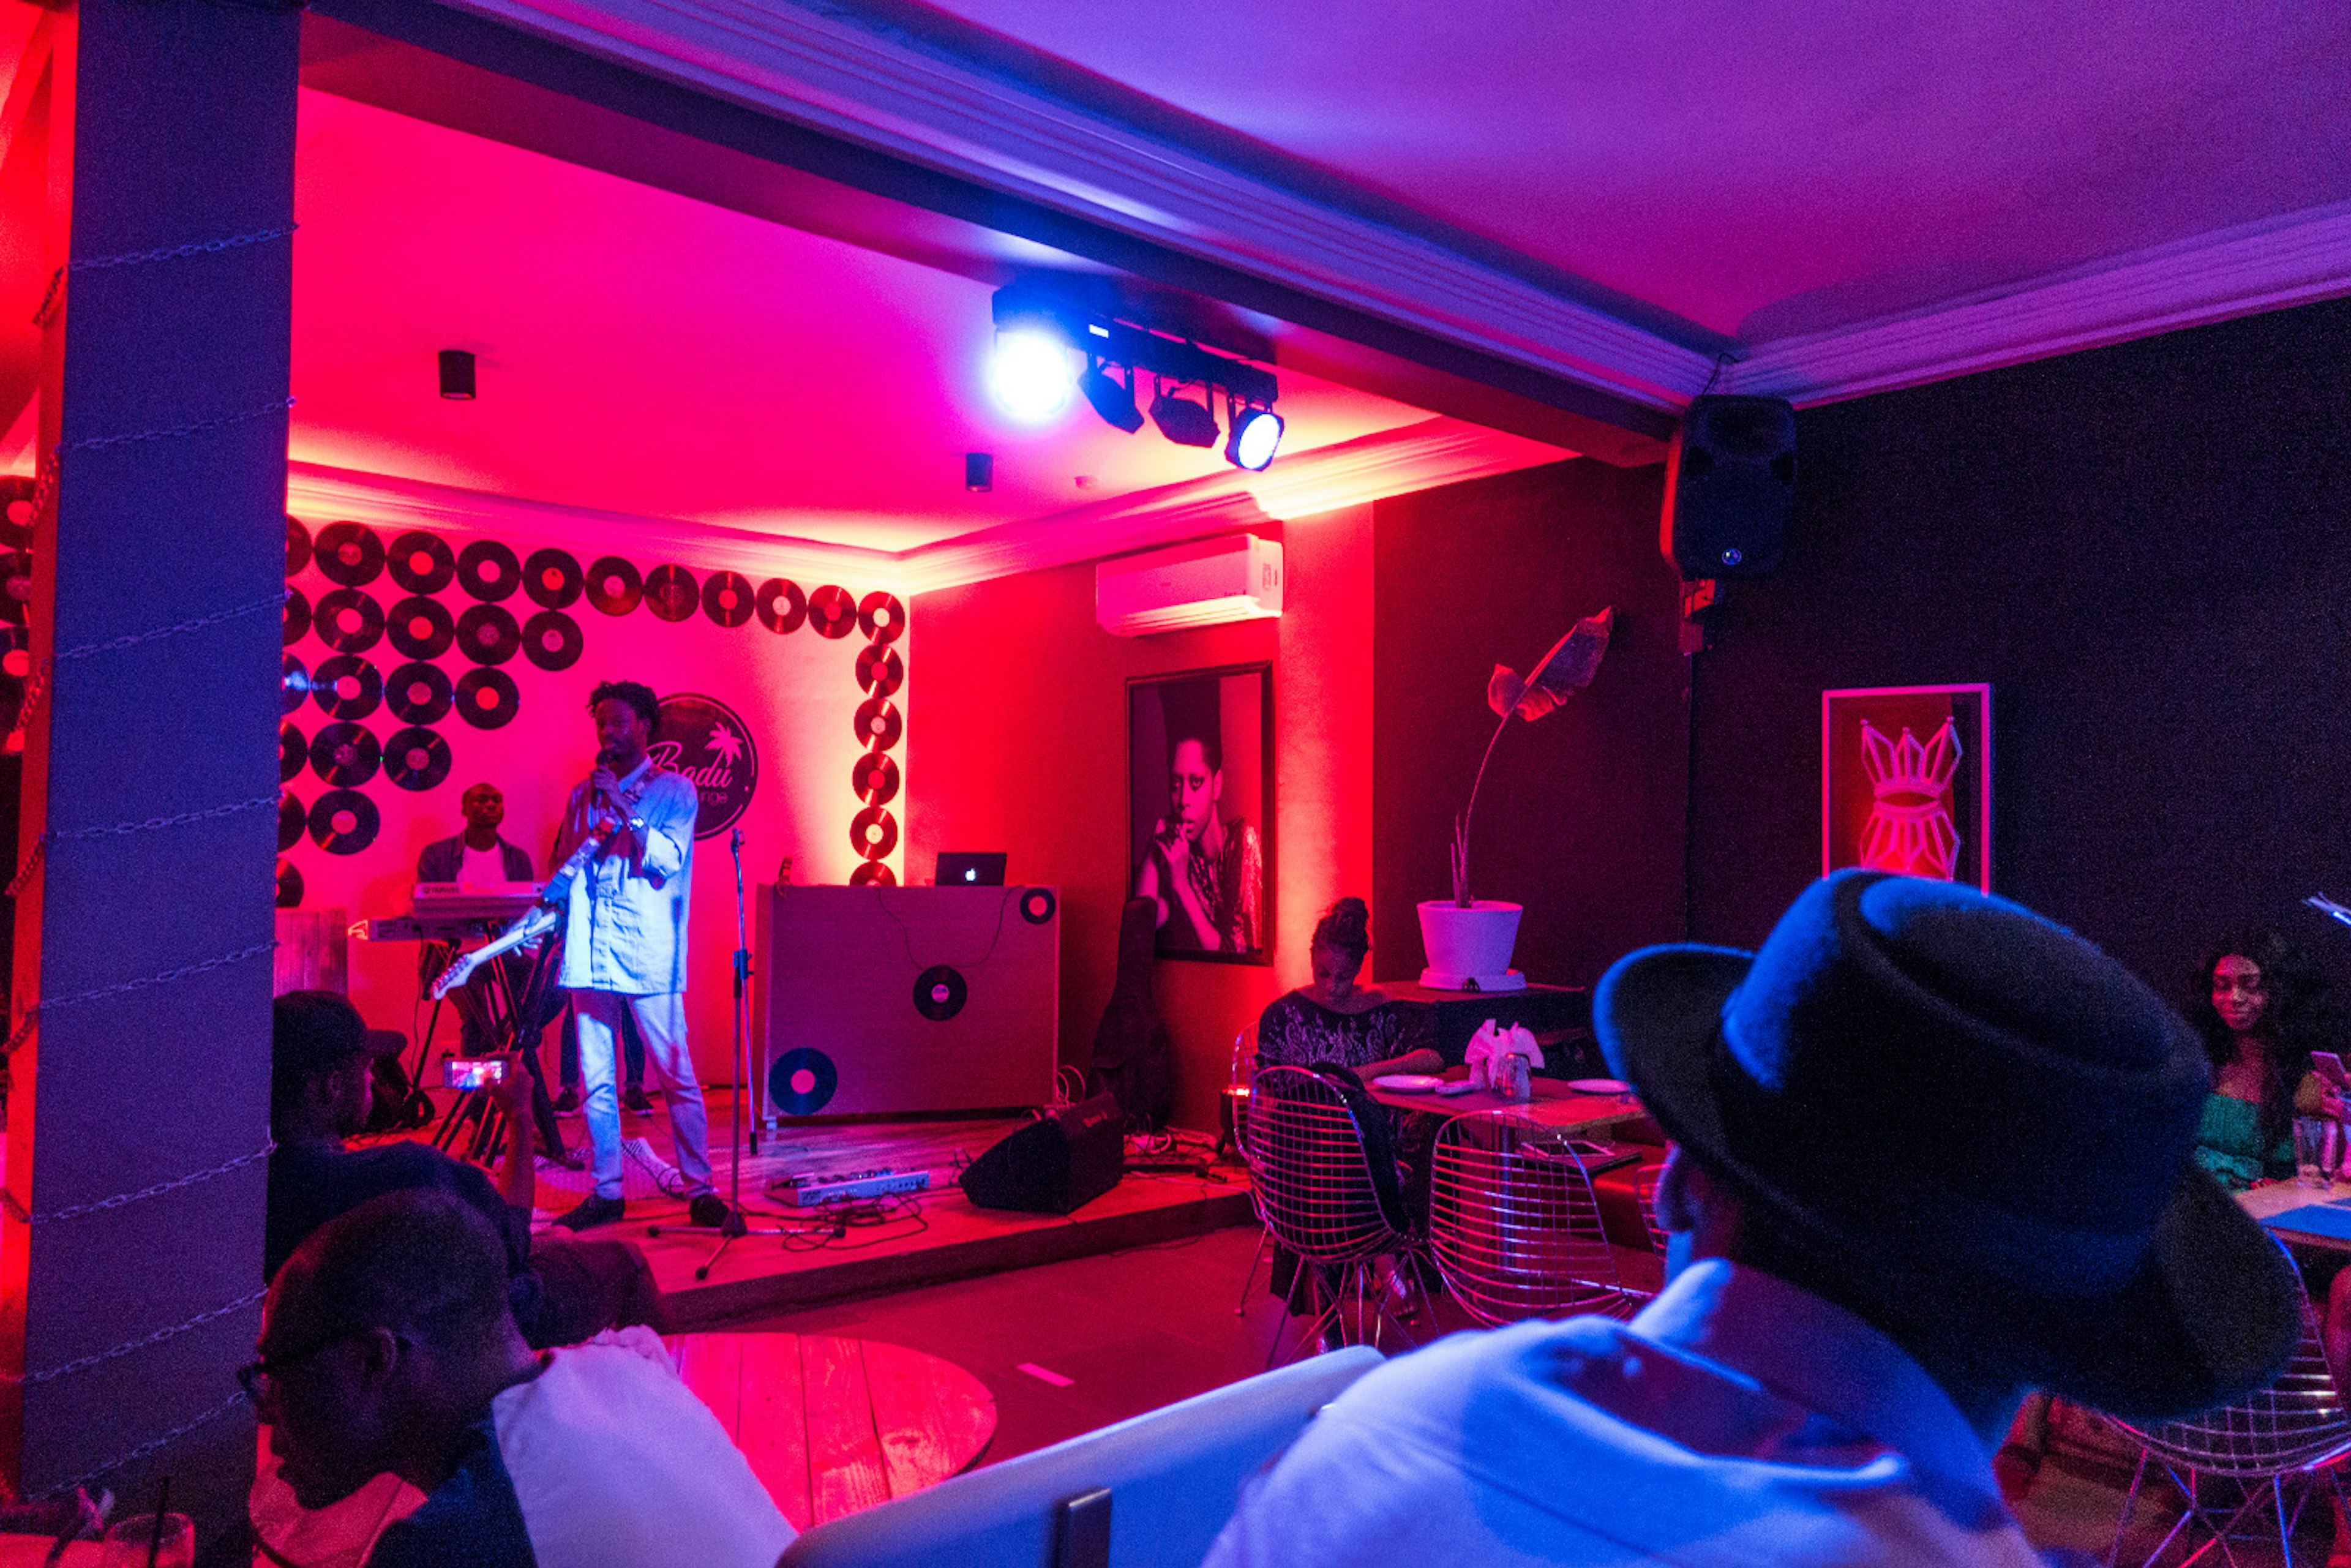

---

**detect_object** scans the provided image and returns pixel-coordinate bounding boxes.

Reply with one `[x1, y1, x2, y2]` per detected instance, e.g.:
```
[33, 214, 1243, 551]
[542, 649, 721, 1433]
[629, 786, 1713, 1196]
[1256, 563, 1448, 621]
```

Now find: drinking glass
[101, 1512, 193, 1568]
[2295, 1116, 2333, 1189]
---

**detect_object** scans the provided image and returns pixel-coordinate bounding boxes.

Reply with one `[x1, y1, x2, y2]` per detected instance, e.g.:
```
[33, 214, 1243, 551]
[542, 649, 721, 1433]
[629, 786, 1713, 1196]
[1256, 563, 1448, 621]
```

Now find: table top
[1362, 1071, 1647, 1133]
[2238, 1180, 2351, 1253]
[1375, 980, 1588, 1007]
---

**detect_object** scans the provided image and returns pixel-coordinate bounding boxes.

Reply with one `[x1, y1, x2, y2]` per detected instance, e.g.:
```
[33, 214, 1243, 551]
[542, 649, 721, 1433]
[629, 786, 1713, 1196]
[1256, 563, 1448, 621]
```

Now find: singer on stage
[549, 680, 730, 1232]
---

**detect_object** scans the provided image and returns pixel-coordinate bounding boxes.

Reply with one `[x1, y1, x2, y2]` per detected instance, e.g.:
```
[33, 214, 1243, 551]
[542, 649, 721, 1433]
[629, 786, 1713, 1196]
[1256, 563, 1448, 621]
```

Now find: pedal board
[779, 1167, 931, 1206]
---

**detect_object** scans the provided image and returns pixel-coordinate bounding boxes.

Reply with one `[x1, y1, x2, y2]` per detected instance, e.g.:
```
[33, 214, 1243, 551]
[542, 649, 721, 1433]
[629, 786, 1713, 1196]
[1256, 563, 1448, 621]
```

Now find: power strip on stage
[779, 1168, 932, 1206]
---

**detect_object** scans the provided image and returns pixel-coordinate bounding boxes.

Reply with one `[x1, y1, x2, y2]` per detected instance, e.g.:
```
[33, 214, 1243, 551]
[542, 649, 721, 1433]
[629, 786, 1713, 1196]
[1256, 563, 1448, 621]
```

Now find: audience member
[1205, 871, 2301, 1567]
[246, 1190, 795, 1567]
[1253, 898, 1439, 1082]
[267, 989, 658, 1348]
[2189, 930, 2342, 1190]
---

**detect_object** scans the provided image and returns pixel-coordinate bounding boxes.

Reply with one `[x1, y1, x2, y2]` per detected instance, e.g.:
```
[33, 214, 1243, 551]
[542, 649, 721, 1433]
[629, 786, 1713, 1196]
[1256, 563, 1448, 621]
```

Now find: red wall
[907, 508, 1373, 1132]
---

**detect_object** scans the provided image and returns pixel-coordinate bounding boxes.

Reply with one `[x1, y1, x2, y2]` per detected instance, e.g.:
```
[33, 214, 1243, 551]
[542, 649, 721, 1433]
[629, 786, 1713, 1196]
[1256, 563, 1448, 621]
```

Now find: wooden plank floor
[669, 1332, 996, 1533]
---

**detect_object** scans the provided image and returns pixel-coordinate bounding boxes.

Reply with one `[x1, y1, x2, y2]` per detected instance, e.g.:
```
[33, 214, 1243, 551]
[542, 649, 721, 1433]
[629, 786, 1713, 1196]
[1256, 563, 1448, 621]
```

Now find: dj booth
[754, 883, 1061, 1125]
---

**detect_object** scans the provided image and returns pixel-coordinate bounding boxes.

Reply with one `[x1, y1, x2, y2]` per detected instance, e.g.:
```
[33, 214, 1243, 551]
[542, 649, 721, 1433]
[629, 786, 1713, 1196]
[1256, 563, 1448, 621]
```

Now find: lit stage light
[1226, 407, 1284, 470]
[1081, 360, 1144, 433]
[988, 329, 1076, 421]
[1149, 384, 1220, 449]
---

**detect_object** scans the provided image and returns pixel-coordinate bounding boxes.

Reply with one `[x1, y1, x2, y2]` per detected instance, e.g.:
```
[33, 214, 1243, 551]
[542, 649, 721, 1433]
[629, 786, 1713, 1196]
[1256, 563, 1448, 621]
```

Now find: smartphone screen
[443, 1059, 508, 1090]
[2315, 1052, 2350, 1090]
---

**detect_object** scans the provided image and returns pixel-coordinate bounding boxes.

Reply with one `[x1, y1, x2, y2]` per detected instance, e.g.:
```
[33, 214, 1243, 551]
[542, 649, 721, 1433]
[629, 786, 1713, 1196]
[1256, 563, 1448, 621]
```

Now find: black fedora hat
[1595, 869, 2300, 1420]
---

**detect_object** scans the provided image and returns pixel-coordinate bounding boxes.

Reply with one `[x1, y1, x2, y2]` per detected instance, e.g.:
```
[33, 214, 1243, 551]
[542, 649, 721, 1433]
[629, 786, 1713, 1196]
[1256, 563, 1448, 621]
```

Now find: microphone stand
[648, 826, 785, 1278]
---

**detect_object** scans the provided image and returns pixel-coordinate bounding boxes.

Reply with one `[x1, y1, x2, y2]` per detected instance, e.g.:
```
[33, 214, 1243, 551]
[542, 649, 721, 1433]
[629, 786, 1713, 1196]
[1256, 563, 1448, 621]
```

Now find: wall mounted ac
[1096, 534, 1283, 636]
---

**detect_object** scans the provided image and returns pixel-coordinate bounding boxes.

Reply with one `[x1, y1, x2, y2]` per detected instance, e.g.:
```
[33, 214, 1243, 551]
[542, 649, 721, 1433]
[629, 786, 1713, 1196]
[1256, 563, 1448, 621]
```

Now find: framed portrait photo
[1128, 663, 1273, 964]
[1821, 683, 1992, 892]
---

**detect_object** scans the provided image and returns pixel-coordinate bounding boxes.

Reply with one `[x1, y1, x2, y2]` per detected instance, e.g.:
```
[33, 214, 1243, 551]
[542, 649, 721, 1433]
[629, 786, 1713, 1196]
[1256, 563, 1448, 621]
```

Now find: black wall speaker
[958, 1093, 1127, 1215]
[1661, 394, 1797, 579]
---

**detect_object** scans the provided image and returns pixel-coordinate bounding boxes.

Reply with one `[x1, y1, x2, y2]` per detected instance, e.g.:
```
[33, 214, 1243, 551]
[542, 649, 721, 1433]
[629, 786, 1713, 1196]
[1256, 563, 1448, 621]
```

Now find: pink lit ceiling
[290, 88, 1436, 552]
[891, 0, 2351, 343]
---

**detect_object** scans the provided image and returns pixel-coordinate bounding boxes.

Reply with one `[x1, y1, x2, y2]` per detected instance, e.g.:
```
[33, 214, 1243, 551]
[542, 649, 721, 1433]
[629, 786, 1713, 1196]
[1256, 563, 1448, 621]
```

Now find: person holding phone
[2189, 931, 2343, 1191]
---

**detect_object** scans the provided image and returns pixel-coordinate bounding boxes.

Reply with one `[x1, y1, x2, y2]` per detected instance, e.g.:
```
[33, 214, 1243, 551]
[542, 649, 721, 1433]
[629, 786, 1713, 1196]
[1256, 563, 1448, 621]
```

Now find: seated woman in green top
[2191, 931, 2341, 1190]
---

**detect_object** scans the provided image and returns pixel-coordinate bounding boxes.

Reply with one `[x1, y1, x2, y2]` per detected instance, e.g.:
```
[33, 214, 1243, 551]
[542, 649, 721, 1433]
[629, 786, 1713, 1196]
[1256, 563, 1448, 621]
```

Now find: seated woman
[1255, 898, 1440, 1082]
[2191, 931, 2339, 1190]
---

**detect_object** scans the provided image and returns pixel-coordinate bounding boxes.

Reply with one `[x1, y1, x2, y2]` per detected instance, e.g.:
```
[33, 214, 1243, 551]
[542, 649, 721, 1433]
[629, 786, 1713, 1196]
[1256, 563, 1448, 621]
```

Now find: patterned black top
[1254, 991, 1422, 1075]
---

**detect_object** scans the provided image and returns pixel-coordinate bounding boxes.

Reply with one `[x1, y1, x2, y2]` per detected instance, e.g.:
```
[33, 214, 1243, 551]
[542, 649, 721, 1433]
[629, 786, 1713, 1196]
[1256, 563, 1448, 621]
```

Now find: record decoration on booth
[386, 661, 452, 725]
[644, 565, 699, 623]
[385, 727, 452, 792]
[808, 585, 857, 639]
[912, 964, 967, 1021]
[651, 691, 757, 839]
[309, 788, 380, 855]
[310, 721, 382, 788]
[284, 586, 310, 647]
[282, 655, 310, 716]
[280, 722, 306, 782]
[756, 578, 806, 634]
[456, 668, 519, 729]
[313, 523, 383, 587]
[768, 1047, 839, 1116]
[1019, 887, 1057, 925]
[311, 656, 382, 722]
[858, 591, 905, 645]
[279, 791, 306, 852]
[313, 588, 384, 655]
[850, 862, 897, 886]
[457, 540, 522, 602]
[286, 516, 312, 577]
[388, 596, 454, 660]
[701, 571, 753, 628]
[585, 556, 642, 616]
[855, 643, 902, 697]
[276, 857, 303, 909]
[851, 805, 897, 861]
[855, 696, 901, 751]
[388, 531, 456, 595]
[523, 610, 582, 671]
[851, 750, 898, 806]
[458, 603, 522, 666]
[525, 547, 584, 609]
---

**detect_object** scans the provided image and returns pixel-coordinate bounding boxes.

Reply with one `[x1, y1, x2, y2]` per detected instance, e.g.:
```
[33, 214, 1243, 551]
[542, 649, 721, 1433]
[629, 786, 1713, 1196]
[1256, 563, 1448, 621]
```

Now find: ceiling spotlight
[1080, 359, 1144, 433]
[1226, 406, 1284, 470]
[438, 349, 476, 400]
[988, 329, 1075, 422]
[1149, 383, 1220, 449]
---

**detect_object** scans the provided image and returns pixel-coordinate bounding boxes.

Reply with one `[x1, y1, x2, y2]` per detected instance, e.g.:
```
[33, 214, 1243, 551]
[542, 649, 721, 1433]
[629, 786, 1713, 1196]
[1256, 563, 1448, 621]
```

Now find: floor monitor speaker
[959, 1093, 1126, 1215]
[1662, 394, 1796, 579]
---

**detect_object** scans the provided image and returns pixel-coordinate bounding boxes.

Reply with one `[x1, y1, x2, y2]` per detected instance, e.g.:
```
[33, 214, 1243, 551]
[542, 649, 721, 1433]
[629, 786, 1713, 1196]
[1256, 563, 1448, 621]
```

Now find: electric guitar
[429, 819, 615, 1001]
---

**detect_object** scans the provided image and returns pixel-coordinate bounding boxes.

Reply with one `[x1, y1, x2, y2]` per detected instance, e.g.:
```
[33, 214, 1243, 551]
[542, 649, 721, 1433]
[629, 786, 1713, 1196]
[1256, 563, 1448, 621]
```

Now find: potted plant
[1419, 606, 1614, 991]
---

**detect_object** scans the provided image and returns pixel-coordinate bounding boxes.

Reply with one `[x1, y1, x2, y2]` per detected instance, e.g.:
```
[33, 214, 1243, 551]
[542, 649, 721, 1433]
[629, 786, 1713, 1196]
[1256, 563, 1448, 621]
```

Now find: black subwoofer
[1662, 394, 1796, 579]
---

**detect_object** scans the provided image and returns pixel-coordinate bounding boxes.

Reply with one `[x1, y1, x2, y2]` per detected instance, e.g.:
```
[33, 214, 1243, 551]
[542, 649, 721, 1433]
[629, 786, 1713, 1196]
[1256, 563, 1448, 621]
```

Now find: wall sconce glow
[1226, 407, 1284, 471]
[988, 330, 1076, 422]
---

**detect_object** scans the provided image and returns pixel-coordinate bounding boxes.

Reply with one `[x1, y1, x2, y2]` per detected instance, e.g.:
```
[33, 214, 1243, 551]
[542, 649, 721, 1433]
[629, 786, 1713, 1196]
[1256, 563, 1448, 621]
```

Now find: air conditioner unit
[1096, 535, 1283, 637]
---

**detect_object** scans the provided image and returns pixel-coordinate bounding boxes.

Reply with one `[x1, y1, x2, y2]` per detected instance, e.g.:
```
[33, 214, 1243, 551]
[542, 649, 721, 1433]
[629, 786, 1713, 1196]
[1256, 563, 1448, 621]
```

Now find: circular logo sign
[651, 691, 759, 839]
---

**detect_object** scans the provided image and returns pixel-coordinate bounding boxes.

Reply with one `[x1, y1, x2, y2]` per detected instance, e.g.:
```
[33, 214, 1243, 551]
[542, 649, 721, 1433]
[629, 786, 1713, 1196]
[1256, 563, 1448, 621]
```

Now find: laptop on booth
[936, 852, 1008, 887]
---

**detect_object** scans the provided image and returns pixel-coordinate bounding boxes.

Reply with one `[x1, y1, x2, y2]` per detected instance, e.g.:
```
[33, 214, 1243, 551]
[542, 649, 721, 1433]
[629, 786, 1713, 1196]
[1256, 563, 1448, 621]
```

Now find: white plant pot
[1417, 900, 1527, 992]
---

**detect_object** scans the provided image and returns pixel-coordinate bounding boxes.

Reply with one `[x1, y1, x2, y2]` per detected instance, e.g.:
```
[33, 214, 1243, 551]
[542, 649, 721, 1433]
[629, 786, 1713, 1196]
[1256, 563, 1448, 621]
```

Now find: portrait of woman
[1129, 666, 1270, 961]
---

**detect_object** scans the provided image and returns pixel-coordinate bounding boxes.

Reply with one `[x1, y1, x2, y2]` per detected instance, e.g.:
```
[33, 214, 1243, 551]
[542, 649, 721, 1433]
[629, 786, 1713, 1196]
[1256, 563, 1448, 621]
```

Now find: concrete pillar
[2, 2, 297, 1553]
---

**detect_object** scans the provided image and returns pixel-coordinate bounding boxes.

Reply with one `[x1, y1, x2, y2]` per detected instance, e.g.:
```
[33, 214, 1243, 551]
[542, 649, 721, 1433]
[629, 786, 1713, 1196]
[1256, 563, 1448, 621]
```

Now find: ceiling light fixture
[1226, 403, 1284, 471]
[1149, 382, 1220, 449]
[1080, 359, 1144, 433]
[986, 328, 1076, 422]
[438, 348, 476, 400]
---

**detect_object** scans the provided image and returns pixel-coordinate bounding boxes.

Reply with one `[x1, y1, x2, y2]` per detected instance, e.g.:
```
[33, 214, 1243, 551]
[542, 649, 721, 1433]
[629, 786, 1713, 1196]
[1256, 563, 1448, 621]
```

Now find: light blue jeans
[574, 988, 713, 1201]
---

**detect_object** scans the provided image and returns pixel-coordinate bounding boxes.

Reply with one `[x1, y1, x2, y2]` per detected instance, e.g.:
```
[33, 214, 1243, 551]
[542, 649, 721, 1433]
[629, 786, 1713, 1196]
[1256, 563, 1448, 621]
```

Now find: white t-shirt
[460, 841, 509, 885]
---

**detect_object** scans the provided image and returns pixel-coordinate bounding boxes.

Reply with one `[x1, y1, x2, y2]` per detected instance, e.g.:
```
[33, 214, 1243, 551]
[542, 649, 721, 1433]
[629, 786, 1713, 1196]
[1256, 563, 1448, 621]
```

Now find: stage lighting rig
[991, 287, 1280, 468]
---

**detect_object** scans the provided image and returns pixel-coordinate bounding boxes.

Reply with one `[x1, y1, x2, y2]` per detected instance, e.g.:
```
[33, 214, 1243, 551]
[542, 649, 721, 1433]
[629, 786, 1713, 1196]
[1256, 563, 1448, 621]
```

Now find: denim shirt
[552, 759, 696, 995]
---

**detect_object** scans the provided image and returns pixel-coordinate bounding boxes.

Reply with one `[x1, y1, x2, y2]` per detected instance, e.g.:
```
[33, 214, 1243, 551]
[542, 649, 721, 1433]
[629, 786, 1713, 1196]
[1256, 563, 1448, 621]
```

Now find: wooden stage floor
[413, 1089, 1256, 1327]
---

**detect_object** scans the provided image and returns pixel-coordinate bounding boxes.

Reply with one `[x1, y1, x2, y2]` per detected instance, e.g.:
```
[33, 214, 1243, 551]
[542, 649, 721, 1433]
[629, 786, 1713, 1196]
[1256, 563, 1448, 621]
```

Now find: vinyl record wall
[279, 515, 906, 1081]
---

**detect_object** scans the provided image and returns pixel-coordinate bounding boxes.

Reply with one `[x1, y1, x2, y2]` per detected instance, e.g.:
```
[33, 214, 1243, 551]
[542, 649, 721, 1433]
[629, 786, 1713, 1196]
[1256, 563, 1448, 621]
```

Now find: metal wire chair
[1428, 1111, 1648, 1327]
[2105, 1289, 2351, 1567]
[1244, 1065, 1424, 1365]
[1634, 1160, 1671, 1255]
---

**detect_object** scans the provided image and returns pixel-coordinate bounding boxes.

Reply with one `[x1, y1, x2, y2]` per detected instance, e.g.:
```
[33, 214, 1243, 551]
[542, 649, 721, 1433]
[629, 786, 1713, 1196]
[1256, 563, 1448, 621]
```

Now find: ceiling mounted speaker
[1662, 394, 1796, 579]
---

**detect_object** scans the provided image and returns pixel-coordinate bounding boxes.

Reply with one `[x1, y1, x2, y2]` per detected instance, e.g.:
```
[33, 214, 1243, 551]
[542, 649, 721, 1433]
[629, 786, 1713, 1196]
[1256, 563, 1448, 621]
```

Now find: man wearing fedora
[1205, 871, 2302, 1566]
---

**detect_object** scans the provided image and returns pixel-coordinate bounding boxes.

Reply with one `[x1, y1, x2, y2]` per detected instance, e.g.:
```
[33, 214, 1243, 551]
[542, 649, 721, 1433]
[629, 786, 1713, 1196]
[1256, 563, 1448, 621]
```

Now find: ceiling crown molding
[1725, 200, 2351, 407]
[441, 0, 1715, 411]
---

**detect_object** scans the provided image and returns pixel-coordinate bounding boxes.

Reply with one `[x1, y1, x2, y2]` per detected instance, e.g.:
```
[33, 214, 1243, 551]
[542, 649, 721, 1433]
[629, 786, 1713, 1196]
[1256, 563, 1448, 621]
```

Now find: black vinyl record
[276, 857, 304, 909]
[854, 696, 901, 751]
[756, 578, 806, 633]
[314, 522, 384, 587]
[849, 861, 897, 887]
[386, 661, 454, 725]
[851, 805, 898, 860]
[457, 603, 521, 666]
[0, 623, 24, 680]
[279, 790, 305, 852]
[858, 591, 906, 645]
[282, 654, 310, 716]
[768, 1047, 839, 1116]
[855, 643, 903, 697]
[311, 655, 383, 721]
[585, 556, 642, 616]
[310, 721, 381, 787]
[0, 551, 23, 627]
[286, 516, 312, 577]
[644, 564, 698, 623]
[912, 964, 966, 1021]
[313, 588, 384, 655]
[388, 530, 457, 595]
[280, 722, 306, 782]
[456, 667, 519, 729]
[384, 726, 451, 792]
[309, 788, 381, 855]
[701, 570, 753, 628]
[457, 539, 522, 601]
[524, 547, 584, 610]
[1019, 887, 1057, 925]
[851, 749, 899, 806]
[283, 585, 310, 647]
[808, 585, 857, 639]
[388, 596, 454, 661]
[523, 609, 582, 672]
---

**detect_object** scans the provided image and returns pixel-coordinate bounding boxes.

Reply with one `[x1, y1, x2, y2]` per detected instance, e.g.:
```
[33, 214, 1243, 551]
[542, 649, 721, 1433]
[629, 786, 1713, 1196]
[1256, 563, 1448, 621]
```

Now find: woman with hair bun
[1254, 898, 1440, 1081]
